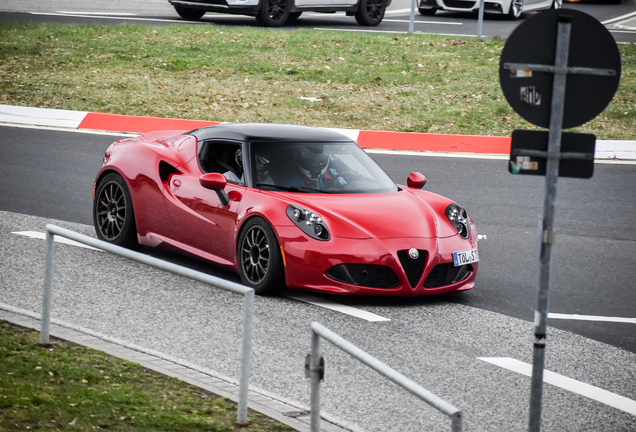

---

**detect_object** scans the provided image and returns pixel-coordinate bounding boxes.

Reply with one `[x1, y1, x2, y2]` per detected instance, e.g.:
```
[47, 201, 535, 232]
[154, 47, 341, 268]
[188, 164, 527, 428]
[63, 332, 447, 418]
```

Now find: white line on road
[286, 291, 391, 322]
[11, 231, 102, 251]
[478, 357, 636, 416]
[548, 313, 636, 325]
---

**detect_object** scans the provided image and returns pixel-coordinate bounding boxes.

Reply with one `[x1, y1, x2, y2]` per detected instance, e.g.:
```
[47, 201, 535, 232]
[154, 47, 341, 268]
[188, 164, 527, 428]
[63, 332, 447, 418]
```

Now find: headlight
[286, 205, 330, 241]
[445, 203, 470, 239]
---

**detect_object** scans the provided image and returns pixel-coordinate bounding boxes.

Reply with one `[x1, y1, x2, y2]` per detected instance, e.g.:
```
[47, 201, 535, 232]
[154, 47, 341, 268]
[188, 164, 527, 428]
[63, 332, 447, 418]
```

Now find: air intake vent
[397, 250, 427, 288]
[424, 263, 472, 288]
[325, 264, 399, 289]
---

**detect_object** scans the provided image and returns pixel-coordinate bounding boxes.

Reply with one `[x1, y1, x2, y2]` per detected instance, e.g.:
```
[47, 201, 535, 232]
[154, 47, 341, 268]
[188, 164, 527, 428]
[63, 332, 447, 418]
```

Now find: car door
[163, 140, 245, 263]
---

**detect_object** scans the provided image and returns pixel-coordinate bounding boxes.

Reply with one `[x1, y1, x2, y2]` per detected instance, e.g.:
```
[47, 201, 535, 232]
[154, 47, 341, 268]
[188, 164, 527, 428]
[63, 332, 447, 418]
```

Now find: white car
[418, 0, 561, 19]
[168, 0, 391, 26]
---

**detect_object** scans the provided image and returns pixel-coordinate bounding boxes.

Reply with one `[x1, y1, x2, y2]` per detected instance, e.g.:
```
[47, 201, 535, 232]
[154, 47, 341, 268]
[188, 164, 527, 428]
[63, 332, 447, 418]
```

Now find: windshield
[249, 141, 398, 194]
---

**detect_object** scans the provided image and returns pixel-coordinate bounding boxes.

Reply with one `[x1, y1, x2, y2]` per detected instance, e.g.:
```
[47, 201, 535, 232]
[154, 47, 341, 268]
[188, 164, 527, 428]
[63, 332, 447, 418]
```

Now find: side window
[198, 141, 244, 184]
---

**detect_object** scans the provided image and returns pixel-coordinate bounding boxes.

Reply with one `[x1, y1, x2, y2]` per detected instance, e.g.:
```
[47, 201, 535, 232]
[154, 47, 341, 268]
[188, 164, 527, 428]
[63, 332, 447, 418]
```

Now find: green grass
[0, 23, 634, 139]
[0, 321, 293, 432]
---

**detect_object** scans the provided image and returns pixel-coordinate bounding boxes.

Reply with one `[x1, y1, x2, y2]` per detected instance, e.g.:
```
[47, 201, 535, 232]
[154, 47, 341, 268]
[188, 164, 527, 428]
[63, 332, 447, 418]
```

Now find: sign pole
[528, 15, 571, 432]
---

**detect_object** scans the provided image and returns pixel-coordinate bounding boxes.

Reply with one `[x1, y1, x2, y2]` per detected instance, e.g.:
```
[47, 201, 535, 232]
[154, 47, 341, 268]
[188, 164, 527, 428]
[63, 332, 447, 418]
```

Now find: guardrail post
[40, 230, 54, 345]
[237, 289, 254, 425]
[309, 329, 322, 432]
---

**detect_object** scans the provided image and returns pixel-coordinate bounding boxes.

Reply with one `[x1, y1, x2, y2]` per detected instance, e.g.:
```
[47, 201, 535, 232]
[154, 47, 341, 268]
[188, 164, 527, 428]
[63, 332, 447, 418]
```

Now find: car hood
[278, 188, 458, 240]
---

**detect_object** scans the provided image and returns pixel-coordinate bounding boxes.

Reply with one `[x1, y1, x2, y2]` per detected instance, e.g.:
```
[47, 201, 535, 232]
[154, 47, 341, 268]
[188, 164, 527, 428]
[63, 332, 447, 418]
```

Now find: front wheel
[174, 7, 206, 20]
[506, 0, 522, 19]
[237, 218, 286, 295]
[256, 0, 291, 27]
[354, 0, 386, 26]
[93, 172, 140, 249]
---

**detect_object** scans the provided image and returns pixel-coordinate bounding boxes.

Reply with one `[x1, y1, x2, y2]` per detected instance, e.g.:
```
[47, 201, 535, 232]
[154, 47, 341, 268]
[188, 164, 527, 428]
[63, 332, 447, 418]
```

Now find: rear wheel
[237, 218, 286, 295]
[93, 172, 139, 249]
[354, 0, 386, 26]
[256, 0, 291, 27]
[506, 0, 522, 19]
[174, 7, 206, 20]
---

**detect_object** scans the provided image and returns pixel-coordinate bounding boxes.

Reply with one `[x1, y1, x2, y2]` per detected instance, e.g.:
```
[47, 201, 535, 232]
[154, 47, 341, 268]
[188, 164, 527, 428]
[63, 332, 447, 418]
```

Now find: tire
[354, 0, 386, 26]
[256, 0, 291, 27]
[237, 218, 286, 295]
[93, 172, 140, 249]
[174, 6, 206, 20]
[506, 0, 522, 19]
[287, 11, 302, 22]
[418, 7, 436, 15]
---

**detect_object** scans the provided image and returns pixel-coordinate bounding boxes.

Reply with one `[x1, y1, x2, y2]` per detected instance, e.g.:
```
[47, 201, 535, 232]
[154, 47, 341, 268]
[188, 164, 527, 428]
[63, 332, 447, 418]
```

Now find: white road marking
[548, 313, 636, 325]
[11, 231, 102, 251]
[478, 234, 487, 240]
[57, 11, 139, 16]
[478, 357, 636, 416]
[286, 292, 391, 322]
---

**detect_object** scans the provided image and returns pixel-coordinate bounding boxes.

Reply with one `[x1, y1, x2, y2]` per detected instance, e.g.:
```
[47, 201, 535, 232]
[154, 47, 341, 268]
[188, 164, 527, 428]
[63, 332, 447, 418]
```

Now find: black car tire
[237, 218, 286, 295]
[256, 0, 291, 27]
[174, 6, 206, 20]
[287, 11, 302, 22]
[354, 0, 386, 26]
[418, 7, 436, 15]
[506, 0, 522, 19]
[93, 172, 140, 249]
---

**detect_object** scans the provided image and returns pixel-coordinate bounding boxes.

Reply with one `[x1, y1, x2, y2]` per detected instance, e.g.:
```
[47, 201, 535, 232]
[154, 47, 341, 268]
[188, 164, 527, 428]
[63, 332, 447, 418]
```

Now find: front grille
[424, 263, 472, 288]
[441, 0, 476, 8]
[397, 250, 427, 288]
[326, 264, 399, 289]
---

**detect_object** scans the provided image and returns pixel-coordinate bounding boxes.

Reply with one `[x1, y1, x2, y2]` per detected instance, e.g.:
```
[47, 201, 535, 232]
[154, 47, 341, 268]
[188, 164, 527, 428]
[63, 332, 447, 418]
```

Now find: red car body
[93, 123, 478, 296]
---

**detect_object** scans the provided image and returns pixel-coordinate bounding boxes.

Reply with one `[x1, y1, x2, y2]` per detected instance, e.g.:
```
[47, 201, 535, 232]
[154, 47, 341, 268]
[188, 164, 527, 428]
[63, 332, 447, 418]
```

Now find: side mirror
[199, 173, 230, 206]
[407, 172, 427, 189]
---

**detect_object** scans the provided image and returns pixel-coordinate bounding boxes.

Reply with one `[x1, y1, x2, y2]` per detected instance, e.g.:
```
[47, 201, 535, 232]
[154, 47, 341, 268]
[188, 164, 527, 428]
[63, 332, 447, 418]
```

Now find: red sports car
[93, 123, 479, 296]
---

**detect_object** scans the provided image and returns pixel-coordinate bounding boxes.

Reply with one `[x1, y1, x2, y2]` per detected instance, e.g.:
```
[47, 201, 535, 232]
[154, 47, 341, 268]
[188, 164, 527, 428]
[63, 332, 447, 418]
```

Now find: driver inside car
[285, 147, 347, 191]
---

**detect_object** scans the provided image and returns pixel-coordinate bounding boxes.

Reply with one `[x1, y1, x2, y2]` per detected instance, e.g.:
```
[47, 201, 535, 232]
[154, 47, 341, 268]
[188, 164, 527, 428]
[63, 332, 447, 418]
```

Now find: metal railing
[307, 322, 462, 432]
[40, 224, 255, 425]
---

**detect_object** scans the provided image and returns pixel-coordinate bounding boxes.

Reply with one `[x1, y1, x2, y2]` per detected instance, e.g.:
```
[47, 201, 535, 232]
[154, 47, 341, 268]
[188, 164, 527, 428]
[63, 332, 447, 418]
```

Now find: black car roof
[189, 123, 355, 143]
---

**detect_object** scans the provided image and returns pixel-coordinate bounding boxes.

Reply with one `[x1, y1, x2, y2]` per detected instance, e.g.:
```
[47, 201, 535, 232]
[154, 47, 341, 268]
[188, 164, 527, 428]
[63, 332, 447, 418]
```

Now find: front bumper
[277, 226, 478, 296]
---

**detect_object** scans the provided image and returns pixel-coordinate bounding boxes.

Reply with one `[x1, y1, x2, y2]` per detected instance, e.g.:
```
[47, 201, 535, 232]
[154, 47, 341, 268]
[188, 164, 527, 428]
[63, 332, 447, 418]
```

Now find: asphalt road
[1, 0, 635, 42]
[1, 124, 636, 431]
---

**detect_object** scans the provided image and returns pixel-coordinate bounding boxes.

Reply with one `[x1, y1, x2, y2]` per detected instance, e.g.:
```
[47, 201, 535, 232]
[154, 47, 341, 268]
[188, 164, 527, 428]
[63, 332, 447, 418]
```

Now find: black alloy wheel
[507, 0, 523, 19]
[256, 0, 291, 27]
[174, 6, 206, 20]
[93, 172, 139, 249]
[238, 218, 285, 295]
[354, 0, 386, 26]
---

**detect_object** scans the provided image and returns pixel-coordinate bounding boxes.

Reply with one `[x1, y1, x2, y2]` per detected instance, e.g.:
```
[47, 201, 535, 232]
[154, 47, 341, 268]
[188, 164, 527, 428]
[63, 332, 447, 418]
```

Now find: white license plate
[453, 248, 479, 267]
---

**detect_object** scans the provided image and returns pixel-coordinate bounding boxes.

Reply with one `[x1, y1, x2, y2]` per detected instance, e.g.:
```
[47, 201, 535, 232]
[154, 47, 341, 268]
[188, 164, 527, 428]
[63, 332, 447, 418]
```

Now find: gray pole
[310, 330, 321, 432]
[236, 289, 254, 425]
[528, 15, 571, 432]
[40, 230, 54, 345]
[477, 0, 485, 38]
[408, 0, 416, 34]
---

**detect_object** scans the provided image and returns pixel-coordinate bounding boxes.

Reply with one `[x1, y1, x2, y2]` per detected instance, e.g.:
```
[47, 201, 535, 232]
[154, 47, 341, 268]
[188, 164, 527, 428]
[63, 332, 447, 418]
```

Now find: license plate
[453, 248, 479, 267]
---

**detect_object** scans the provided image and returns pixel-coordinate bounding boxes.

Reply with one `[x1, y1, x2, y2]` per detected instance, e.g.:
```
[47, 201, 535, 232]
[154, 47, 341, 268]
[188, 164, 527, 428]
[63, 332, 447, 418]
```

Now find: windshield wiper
[255, 183, 329, 193]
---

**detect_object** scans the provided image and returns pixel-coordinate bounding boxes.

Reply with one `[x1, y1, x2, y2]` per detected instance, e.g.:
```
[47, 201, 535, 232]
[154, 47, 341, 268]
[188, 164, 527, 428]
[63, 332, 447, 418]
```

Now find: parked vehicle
[168, 0, 390, 26]
[418, 0, 561, 19]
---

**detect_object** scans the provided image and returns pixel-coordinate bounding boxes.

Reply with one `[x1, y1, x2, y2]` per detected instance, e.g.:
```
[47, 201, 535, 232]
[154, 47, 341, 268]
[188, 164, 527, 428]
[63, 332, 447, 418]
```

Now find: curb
[2, 104, 635, 160]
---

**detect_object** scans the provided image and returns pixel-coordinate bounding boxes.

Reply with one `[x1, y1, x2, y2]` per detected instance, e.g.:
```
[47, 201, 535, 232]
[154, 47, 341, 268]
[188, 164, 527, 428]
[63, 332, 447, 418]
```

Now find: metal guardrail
[308, 322, 462, 432]
[40, 224, 255, 425]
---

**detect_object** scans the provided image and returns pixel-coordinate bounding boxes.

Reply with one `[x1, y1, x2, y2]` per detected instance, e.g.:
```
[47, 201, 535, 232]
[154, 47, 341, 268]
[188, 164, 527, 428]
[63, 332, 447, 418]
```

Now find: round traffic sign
[499, 9, 621, 129]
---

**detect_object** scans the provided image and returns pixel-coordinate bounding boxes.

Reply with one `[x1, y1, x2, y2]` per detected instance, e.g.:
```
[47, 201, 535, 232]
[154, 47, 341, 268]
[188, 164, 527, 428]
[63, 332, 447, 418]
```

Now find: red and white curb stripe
[1, 104, 634, 160]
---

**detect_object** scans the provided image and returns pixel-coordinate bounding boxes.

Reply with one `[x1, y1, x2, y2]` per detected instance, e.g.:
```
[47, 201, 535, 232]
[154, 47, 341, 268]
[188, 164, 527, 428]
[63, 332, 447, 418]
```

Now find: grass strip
[0, 320, 293, 431]
[0, 23, 634, 139]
